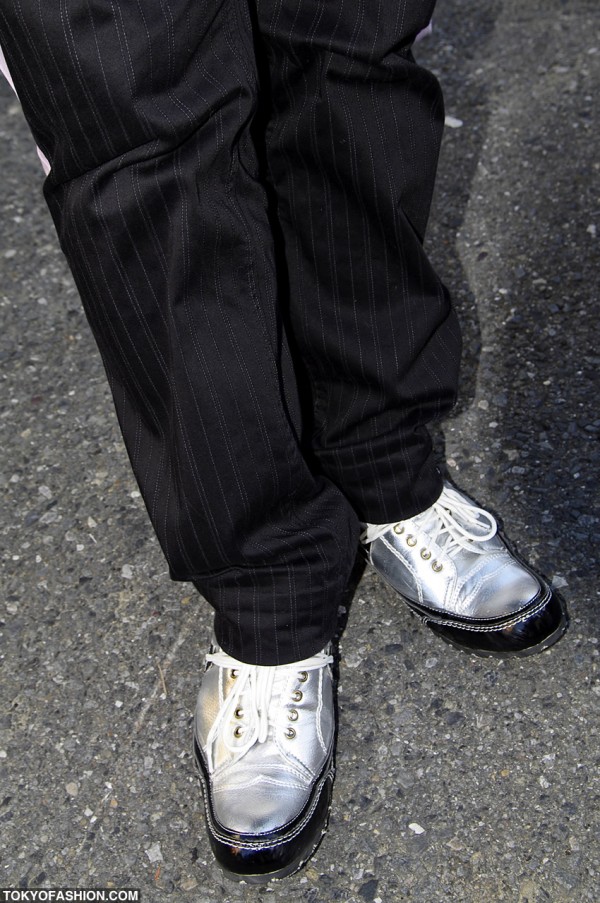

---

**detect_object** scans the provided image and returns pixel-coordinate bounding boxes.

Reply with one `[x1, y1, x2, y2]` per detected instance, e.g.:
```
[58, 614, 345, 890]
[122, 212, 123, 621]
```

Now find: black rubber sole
[423, 588, 569, 657]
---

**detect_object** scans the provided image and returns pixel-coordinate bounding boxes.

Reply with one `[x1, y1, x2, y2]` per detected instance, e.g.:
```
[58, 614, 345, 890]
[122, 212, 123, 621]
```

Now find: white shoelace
[361, 484, 498, 557]
[204, 648, 333, 772]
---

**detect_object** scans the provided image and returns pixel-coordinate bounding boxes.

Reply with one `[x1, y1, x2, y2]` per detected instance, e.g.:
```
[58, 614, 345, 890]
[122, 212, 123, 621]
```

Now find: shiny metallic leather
[193, 645, 335, 882]
[365, 483, 568, 656]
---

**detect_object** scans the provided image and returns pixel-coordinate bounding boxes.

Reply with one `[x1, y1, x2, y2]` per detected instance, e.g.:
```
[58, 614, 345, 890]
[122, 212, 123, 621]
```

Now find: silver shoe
[193, 643, 335, 882]
[362, 483, 568, 656]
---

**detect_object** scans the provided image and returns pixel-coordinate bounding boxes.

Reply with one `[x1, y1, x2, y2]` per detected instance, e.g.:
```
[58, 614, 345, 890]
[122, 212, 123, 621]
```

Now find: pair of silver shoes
[193, 483, 568, 882]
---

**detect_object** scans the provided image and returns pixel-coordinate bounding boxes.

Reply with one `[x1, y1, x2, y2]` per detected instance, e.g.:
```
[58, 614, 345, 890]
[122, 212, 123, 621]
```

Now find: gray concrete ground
[1, 1, 598, 900]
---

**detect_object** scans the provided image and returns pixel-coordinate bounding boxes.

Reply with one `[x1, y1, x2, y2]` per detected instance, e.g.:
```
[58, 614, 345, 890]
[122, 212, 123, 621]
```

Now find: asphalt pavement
[1, 1, 598, 901]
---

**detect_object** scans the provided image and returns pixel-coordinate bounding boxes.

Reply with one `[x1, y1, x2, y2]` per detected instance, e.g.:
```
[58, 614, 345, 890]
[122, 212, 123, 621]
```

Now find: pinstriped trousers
[0, 0, 462, 664]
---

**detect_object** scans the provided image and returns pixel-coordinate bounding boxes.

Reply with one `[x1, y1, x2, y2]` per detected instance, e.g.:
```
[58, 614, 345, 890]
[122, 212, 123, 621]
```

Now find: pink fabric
[416, 22, 433, 42]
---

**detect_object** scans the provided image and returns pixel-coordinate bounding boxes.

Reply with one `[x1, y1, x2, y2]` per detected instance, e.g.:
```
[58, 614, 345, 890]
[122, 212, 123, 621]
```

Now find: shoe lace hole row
[393, 527, 442, 570]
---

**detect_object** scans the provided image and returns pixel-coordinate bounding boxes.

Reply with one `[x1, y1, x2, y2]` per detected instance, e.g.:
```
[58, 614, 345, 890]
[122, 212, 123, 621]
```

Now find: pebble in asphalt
[1, 1, 598, 901]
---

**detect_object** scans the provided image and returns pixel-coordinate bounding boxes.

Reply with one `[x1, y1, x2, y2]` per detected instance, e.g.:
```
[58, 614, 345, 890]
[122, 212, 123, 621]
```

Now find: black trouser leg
[256, 0, 462, 522]
[0, 0, 360, 665]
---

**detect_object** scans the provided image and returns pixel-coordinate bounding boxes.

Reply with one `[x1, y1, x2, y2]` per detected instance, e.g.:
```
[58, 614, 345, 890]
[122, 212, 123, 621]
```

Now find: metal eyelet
[284, 727, 296, 740]
[432, 560, 443, 573]
[291, 690, 303, 703]
[393, 524, 405, 535]
[233, 725, 244, 739]
[406, 535, 417, 547]
[230, 669, 239, 679]
[420, 548, 432, 560]
[234, 707, 244, 720]
[288, 709, 299, 722]
[298, 671, 308, 683]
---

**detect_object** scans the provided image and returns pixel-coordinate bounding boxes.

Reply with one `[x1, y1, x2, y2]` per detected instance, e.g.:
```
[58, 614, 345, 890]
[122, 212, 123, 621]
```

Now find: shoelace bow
[362, 485, 498, 556]
[204, 649, 333, 771]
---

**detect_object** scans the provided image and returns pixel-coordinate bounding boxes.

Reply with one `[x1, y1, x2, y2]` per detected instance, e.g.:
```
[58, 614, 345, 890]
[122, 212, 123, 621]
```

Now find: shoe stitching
[315, 668, 327, 755]
[457, 553, 532, 617]
[272, 667, 331, 765]
[212, 774, 313, 794]
[207, 732, 324, 784]
[197, 751, 335, 849]
[378, 532, 454, 609]
[415, 587, 551, 632]
[212, 758, 315, 785]
[458, 554, 532, 613]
